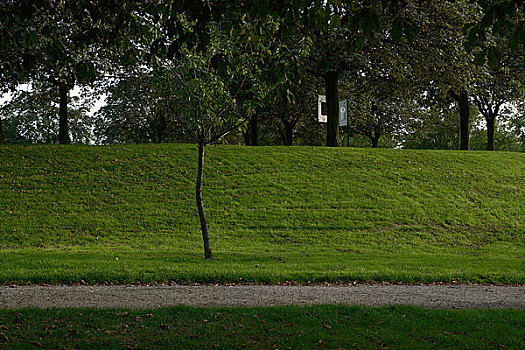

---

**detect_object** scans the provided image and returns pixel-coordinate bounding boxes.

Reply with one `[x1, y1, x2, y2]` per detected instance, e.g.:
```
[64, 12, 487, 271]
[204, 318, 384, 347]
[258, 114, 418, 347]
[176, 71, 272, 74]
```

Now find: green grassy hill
[0, 144, 523, 284]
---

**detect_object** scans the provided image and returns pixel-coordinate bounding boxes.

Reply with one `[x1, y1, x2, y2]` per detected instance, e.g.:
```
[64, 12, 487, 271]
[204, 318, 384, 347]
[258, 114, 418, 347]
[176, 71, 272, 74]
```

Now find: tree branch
[206, 120, 247, 145]
[305, 68, 326, 79]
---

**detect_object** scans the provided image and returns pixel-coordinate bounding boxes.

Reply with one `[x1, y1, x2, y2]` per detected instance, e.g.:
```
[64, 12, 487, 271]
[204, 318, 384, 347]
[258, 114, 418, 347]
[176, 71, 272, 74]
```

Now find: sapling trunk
[196, 142, 213, 259]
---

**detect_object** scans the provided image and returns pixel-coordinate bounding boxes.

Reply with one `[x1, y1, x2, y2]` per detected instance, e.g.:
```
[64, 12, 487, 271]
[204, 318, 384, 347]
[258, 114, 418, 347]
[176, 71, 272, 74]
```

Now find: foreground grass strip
[0, 305, 523, 349]
[1, 144, 524, 284]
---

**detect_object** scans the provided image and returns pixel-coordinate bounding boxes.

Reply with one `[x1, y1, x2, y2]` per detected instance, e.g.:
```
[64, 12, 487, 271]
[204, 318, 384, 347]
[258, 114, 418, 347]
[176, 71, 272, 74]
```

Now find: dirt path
[1, 284, 523, 309]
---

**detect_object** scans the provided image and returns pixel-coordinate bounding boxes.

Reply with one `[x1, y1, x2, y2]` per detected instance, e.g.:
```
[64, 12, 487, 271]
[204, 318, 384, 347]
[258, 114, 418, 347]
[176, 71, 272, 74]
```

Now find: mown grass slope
[0, 144, 523, 284]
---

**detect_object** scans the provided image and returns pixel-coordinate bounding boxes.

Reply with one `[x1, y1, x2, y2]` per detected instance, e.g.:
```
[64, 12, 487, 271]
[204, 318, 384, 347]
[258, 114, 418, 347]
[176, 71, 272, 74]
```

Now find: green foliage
[0, 0, 144, 87]
[94, 72, 185, 144]
[0, 144, 523, 284]
[0, 86, 93, 144]
[160, 29, 265, 147]
[464, 0, 524, 66]
[510, 107, 525, 151]
[165, 53, 239, 144]
[470, 119, 525, 151]
[2, 0, 523, 150]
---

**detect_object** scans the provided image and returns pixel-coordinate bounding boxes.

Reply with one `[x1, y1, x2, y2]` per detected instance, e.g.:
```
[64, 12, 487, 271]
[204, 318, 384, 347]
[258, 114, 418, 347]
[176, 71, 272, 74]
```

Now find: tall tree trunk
[250, 112, 258, 146]
[283, 121, 293, 146]
[474, 98, 501, 152]
[58, 82, 70, 144]
[371, 133, 380, 148]
[486, 115, 495, 151]
[155, 123, 164, 143]
[449, 89, 470, 150]
[458, 93, 470, 150]
[243, 113, 259, 146]
[242, 130, 251, 145]
[156, 119, 166, 144]
[196, 142, 213, 259]
[325, 71, 340, 147]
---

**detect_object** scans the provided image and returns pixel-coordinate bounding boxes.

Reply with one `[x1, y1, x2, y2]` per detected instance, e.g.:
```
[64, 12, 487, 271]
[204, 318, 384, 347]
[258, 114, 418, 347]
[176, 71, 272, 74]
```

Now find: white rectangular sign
[317, 95, 327, 123]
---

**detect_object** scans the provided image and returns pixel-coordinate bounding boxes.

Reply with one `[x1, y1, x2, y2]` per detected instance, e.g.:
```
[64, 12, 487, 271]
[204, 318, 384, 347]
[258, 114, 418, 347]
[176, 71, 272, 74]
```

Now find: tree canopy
[1, 0, 523, 149]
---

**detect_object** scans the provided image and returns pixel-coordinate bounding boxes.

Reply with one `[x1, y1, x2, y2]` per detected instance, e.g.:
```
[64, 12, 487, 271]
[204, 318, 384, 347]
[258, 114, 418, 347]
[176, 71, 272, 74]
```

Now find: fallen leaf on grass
[28, 341, 44, 348]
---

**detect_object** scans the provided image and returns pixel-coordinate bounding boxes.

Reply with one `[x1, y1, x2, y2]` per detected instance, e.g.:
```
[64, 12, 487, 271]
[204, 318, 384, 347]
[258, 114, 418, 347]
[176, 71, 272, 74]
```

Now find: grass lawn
[0, 144, 523, 284]
[0, 305, 523, 349]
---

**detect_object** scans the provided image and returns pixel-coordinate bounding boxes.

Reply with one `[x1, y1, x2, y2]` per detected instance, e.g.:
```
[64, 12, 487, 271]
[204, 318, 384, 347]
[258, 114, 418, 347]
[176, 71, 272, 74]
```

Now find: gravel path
[1, 284, 524, 309]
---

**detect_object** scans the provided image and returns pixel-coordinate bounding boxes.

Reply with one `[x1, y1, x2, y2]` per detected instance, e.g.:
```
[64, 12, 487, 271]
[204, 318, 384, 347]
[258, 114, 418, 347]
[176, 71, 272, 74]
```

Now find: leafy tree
[1, 84, 92, 144]
[0, 0, 144, 144]
[221, 1, 414, 147]
[296, 1, 388, 147]
[464, 0, 524, 66]
[94, 71, 187, 144]
[509, 103, 525, 151]
[472, 76, 523, 151]
[349, 96, 411, 148]
[394, 0, 484, 150]
[236, 0, 521, 148]
[471, 37, 525, 150]
[263, 77, 317, 146]
[158, 30, 264, 258]
[400, 93, 460, 150]
[342, 26, 422, 148]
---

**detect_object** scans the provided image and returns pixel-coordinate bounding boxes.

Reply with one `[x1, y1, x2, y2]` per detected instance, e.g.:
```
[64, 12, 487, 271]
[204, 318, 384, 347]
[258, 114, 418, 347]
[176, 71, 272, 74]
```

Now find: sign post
[319, 96, 349, 146]
[339, 99, 347, 126]
[339, 99, 349, 147]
